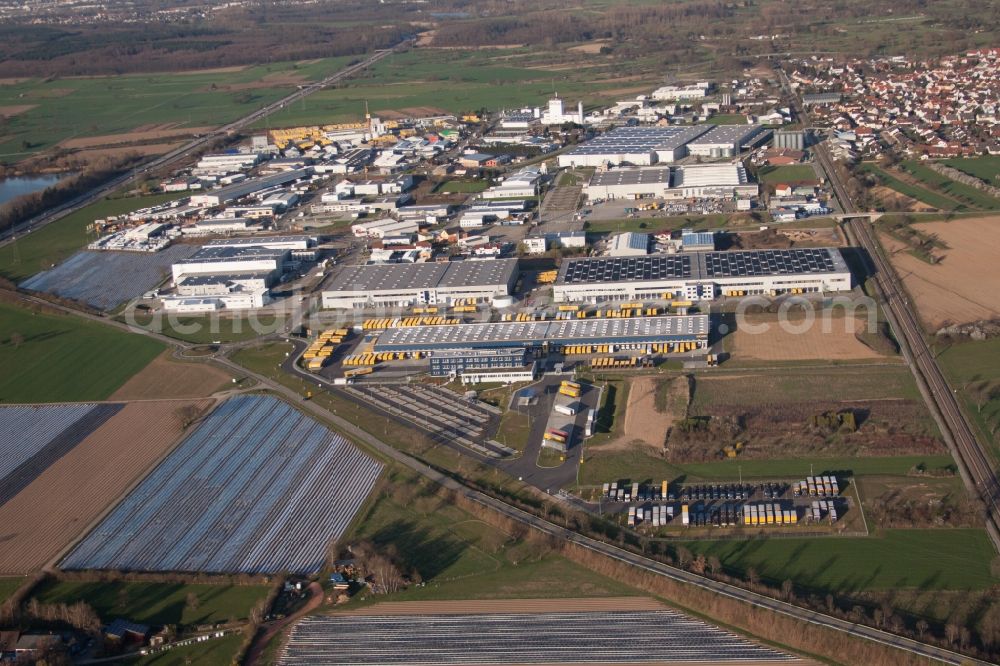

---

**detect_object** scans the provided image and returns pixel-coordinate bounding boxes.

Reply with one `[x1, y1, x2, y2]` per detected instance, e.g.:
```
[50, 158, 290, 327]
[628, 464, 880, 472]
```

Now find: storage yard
[0, 400, 207, 574]
[61, 395, 382, 575]
[19, 245, 198, 311]
[879, 216, 1000, 328]
[280, 608, 798, 665]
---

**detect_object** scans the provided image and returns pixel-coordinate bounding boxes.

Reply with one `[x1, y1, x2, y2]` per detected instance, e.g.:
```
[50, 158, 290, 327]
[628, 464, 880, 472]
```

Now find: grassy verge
[0, 576, 26, 602]
[938, 337, 1000, 460]
[681, 529, 998, 592]
[126, 632, 244, 666]
[0, 193, 187, 282]
[901, 160, 1000, 210]
[942, 156, 1000, 183]
[758, 164, 818, 184]
[0, 300, 162, 402]
[121, 312, 284, 344]
[32, 579, 270, 626]
[343, 468, 636, 603]
[859, 162, 960, 211]
[496, 410, 532, 453]
[578, 449, 955, 487]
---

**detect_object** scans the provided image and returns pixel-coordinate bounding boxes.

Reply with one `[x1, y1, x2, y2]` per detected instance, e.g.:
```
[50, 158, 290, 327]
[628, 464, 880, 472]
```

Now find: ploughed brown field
[110, 352, 232, 400]
[0, 399, 212, 574]
[337, 597, 665, 616]
[880, 216, 1000, 328]
[728, 312, 885, 361]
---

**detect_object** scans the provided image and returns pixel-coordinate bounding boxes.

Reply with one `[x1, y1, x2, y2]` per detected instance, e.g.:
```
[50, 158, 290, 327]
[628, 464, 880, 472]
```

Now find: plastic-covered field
[62, 395, 382, 574]
[0, 403, 121, 505]
[20, 245, 197, 311]
[280, 610, 797, 664]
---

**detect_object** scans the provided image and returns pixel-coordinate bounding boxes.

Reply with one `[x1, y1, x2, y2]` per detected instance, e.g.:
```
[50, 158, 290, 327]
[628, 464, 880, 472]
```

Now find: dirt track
[599, 377, 678, 451]
[0, 399, 210, 574]
[337, 597, 664, 616]
[58, 126, 216, 150]
[881, 216, 1000, 328]
[111, 352, 232, 400]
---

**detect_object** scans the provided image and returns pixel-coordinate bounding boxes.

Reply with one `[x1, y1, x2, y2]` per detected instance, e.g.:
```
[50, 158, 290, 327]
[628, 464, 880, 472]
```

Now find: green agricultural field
[900, 161, 1000, 210]
[437, 180, 489, 194]
[0, 301, 163, 402]
[689, 365, 921, 409]
[680, 529, 998, 592]
[939, 338, 1000, 457]
[0, 576, 25, 602]
[129, 632, 243, 666]
[757, 165, 818, 184]
[31, 579, 270, 627]
[0, 58, 353, 162]
[705, 114, 750, 125]
[943, 156, 1000, 184]
[346, 468, 636, 602]
[0, 193, 186, 282]
[122, 311, 284, 344]
[578, 448, 955, 487]
[859, 163, 961, 211]
[257, 49, 658, 127]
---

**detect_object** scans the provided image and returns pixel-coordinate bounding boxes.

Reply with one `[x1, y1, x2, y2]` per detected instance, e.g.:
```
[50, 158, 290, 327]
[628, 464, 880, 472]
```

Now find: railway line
[0, 45, 401, 247]
[780, 65, 1000, 553]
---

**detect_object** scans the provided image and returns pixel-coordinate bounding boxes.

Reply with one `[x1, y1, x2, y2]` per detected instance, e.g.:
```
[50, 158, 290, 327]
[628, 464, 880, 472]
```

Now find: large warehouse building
[552, 248, 851, 302]
[558, 126, 710, 168]
[373, 315, 710, 354]
[322, 259, 518, 309]
[686, 124, 769, 158]
[584, 164, 758, 200]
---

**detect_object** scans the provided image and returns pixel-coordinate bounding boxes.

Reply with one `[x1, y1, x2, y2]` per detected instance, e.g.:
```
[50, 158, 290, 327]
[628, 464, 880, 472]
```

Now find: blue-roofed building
[609, 232, 650, 256]
[681, 228, 716, 252]
[104, 619, 150, 642]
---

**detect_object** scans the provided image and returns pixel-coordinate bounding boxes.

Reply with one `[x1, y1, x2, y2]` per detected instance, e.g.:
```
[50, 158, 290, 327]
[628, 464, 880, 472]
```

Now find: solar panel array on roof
[325, 259, 517, 293]
[563, 126, 710, 156]
[703, 248, 836, 277]
[560, 255, 692, 284]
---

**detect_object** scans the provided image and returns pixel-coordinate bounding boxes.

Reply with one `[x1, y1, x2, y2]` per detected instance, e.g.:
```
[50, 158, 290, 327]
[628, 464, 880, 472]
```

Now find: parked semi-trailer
[554, 403, 578, 416]
[543, 428, 569, 444]
[681, 503, 690, 525]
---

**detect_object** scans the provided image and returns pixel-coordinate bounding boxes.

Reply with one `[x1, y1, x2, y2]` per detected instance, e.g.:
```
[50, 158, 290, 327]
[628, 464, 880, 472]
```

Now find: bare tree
[8, 332, 23, 349]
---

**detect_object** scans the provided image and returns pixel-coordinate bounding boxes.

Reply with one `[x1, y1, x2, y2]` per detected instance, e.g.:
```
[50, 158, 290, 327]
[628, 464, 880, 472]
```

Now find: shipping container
[559, 386, 581, 399]
[681, 503, 690, 526]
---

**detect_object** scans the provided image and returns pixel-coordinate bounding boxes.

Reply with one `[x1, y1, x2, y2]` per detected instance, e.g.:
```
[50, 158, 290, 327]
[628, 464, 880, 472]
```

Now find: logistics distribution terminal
[373, 315, 710, 355]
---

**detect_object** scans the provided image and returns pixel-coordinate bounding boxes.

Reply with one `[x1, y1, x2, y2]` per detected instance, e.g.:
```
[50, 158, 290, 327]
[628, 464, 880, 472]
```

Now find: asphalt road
[0, 45, 402, 247]
[777, 69, 1000, 554]
[2, 286, 981, 665]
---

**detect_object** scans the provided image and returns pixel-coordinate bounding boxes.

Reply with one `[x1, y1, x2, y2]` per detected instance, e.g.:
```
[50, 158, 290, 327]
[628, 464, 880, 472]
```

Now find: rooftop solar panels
[702, 248, 837, 277]
[326, 259, 518, 294]
[375, 315, 708, 351]
[556, 248, 846, 284]
[560, 255, 692, 283]
[563, 125, 711, 156]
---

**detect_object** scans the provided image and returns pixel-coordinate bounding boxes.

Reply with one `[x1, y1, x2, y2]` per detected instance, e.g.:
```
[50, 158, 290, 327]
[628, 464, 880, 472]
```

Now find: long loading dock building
[553, 247, 852, 303]
[373, 315, 710, 355]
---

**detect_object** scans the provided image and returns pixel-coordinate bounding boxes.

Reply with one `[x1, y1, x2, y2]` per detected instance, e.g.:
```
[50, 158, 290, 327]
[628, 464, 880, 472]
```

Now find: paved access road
[0, 46, 402, 247]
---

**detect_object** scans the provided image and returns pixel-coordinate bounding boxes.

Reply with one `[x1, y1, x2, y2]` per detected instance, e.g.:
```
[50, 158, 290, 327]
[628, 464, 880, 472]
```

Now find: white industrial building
[189, 168, 312, 207]
[171, 246, 288, 284]
[558, 126, 711, 168]
[480, 166, 543, 199]
[522, 231, 587, 255]
[687, 124, 768, 158]
[650, 83, 711, 101]
[540, 95, 585, 125]
[552, 248, 852, 303]
[608, 232, 650, 256]
[351, 218, 420, 239]
[321, 259, 518, 309]
[584, 164, 757, 200]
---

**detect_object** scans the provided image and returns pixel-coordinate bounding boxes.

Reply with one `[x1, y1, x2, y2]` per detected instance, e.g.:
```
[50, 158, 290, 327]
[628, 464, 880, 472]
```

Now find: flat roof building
[686, 124, 768, 158]
[584, 164, 757, 200]
[322, 258, 518, 309]
[608, 232, 650, 256]
[171, 245, 289, 284]
[189, 168, 313, 207]
[553, 248, 851, 302]
[558, 126, 711, 168]
[374, 315, 710, 354]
